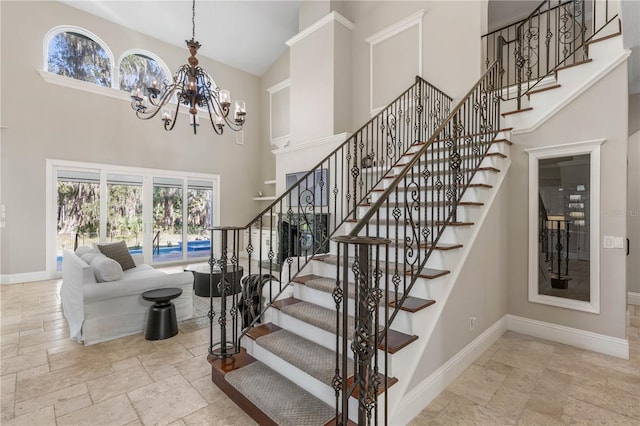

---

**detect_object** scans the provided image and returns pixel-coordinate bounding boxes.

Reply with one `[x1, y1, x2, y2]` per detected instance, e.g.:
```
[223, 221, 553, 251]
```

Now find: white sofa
[61, 248, 194, 346]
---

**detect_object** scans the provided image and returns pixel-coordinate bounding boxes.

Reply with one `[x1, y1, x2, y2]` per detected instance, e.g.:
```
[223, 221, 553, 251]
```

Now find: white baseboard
[506, 314, 629, 360]
[629, 292, 640, 306]
[0, 270, 55, 285]
[392, 317, 508, 425]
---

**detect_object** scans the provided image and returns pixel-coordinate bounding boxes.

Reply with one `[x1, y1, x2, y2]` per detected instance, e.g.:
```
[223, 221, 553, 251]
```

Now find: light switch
[604, 236, 614, 248]
[615, 237, 624, 249]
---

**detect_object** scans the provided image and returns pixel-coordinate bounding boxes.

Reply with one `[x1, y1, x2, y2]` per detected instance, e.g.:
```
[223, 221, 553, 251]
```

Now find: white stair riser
[356, 204, 482, 223]
[270, 309, 398, 374]
[311, 259, 453, 290]
[389, 152, 504, 175]
[369, 186, 490, 203]
[379, 168, 499, 191]
[293, 284, 415, 334]
[246, 339, 370, 423]
[347, 223, 475, 242]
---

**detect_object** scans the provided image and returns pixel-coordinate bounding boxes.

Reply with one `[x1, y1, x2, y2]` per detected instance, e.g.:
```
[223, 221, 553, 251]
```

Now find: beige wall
[299, 0, 331, 31]
[507, 63, 629, 338]
[628, 129, 640, 295]
[0, 1, 262, 276]
[344, 1, 484, 128]
[630, 93, 640, 135]
[409, 178, 510, 387]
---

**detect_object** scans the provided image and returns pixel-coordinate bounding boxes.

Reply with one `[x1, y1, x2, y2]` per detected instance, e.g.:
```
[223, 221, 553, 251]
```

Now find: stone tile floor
[410, 305, 640, 425]
[1, 278, 639, 425]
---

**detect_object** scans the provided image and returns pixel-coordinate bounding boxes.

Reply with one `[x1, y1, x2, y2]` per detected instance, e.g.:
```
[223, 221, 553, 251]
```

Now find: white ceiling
[60, 0, 303, 76]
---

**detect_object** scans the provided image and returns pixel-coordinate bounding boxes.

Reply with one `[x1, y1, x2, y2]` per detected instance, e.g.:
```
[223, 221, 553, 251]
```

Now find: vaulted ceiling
[62, 0, 639, 93]
[60, 0, 303, 76]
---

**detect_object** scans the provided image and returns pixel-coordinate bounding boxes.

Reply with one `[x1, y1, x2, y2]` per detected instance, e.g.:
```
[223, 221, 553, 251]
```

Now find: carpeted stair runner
[305, 276, 399, 305]
[280, 301, 360, 337]
[225, 361, 335, 426]
[256, 329, 353, 384]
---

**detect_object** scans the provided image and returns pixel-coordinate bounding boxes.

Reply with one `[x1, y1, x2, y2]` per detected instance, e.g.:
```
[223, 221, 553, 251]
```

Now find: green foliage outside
[120, 54, 168, 94]
[57, 181, 212, 252]
[48, 32, 111, 87]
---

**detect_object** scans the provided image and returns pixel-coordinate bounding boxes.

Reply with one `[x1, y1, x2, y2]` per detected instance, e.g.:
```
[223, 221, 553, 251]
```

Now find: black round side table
[141, 287, 183, 340]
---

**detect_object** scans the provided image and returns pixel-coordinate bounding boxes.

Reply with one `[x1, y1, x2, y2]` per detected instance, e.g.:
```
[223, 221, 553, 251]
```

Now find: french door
[49, 160, 219, 274]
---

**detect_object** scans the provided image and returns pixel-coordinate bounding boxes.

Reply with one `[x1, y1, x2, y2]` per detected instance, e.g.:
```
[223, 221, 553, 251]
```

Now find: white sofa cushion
[80, 252, 100, 265]
[75, 246, 99, 257]
[90, 254, 124, 283]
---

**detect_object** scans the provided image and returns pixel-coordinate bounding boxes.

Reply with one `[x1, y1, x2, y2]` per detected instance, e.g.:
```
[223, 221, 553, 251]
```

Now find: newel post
[332, 235, 390, 425]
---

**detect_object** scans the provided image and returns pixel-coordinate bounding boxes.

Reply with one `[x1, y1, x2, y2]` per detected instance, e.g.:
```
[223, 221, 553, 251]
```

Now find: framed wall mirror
[526, 140, 603, 313]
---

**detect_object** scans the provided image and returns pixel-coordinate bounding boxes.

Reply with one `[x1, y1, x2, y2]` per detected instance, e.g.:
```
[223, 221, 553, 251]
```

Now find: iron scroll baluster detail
[209, 76, 452, 361]
[332, 235, 390, 425]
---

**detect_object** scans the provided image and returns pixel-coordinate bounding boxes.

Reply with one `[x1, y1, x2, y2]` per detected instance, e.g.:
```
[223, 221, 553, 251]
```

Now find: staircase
[206, 1, 623, 424]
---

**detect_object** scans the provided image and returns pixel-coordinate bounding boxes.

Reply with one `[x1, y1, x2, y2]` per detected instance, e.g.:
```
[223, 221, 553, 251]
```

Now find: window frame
[46, 159, 221, 277]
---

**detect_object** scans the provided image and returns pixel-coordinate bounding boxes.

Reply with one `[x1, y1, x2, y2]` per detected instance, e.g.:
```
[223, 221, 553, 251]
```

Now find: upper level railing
[207, 77, 452, 359]
[483, 0, 619, 109]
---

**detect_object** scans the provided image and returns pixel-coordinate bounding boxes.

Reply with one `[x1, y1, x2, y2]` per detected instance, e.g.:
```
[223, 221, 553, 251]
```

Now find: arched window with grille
[45, 26, 113, 87]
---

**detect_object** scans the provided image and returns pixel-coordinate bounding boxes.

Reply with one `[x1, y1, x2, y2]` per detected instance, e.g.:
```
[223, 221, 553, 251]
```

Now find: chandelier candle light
[130, 0, 246, 135]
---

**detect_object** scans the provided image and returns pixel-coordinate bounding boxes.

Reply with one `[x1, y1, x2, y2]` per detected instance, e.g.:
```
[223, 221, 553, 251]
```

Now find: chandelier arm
[164, 100, 181, 132]
[133, 86, 177, 120]
[202, 98, 224, 135]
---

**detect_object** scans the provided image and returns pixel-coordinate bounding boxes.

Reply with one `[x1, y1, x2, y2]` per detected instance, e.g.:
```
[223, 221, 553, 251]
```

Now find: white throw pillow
[90, 254, 124, 283]
[75, 246, 99, 257]
[80, 252, 100, 265]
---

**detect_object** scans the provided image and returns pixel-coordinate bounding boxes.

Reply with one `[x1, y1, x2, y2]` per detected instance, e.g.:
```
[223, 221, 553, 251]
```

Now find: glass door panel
[56, 169, 100, 271]
[106, 174, 143, 254]
[187, 179, 213, 259]
[152, 177, 184, 263]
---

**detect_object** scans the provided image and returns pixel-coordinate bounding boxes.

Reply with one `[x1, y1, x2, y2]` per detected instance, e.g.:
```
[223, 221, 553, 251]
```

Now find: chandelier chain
[191, 0, 196, 41]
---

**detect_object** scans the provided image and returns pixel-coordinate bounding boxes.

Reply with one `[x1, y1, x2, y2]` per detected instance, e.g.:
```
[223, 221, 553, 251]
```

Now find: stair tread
[555, 58, 593, 73]
[293, 274, 436, 313]
[371, 182, 492, 192]
[359, 201, 483, 208]
[255, 328, 354, 385]
[225, 361, 335, 426]
[382, 166, 499, 179]
[274, 298, 418, 353]
[501, 107, 533, 117]
[356, 219, 475, 227]
[391, 241, 463, 251]
[526, 84, 561, 97]
[415, 128, 513, 145]
[314, 255, 451, 279]
[396, 151, 507, 168]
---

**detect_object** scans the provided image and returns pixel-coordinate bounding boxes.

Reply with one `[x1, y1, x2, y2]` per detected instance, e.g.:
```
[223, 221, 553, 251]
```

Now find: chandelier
[130, 0, 246, 135]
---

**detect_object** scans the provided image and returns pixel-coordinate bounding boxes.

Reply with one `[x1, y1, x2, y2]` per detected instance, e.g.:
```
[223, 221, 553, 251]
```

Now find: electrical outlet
[614, 237, 624, 249]
[469, 316, 477, 331]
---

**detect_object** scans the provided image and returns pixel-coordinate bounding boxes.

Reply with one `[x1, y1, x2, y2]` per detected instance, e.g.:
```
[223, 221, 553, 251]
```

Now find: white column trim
[286, 11, 354, 47]
[266, 78, 291, 146]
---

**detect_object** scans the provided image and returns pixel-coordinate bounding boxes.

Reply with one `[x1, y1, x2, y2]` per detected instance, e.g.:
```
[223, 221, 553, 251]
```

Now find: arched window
[46, 27, 112, 87]
[119, 51, 170, 95]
